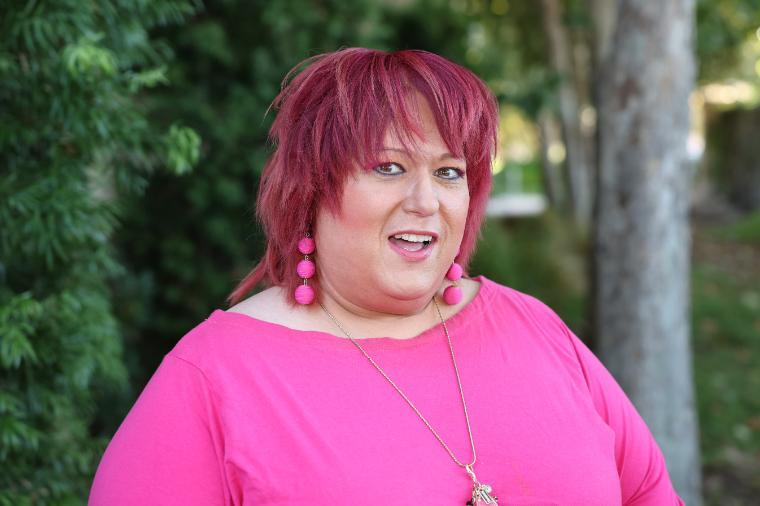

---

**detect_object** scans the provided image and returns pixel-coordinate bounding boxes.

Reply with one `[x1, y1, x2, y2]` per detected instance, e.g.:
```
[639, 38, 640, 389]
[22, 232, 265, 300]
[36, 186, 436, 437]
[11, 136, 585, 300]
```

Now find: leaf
[127, 66, 169, 93]
[165, 124, 201, 175]
[0, 327, 38, 369]
[62, 34, 117, 79]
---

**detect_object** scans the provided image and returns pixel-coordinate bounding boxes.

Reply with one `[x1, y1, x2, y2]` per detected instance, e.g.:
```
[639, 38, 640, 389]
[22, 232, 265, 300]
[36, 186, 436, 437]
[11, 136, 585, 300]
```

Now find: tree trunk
[588, 0, 618, 69]
[537, 109, 567, 209]
[541, 0, 593, 230]
[594, 1, 702, 504]
[587, 0, 619, 195]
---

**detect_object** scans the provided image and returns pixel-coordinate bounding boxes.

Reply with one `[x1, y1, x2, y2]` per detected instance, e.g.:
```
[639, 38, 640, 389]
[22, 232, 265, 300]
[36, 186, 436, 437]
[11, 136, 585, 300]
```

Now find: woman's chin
[380, 275, 441, 303]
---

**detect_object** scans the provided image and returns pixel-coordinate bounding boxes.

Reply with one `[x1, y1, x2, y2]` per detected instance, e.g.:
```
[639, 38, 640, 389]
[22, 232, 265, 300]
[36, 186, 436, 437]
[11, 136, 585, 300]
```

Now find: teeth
[392, 233, 433, 243]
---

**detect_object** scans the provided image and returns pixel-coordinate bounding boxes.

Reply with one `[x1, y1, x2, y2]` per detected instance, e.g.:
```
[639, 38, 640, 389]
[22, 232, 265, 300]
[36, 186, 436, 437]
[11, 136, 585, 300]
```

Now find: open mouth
[388, 233, 435, 252]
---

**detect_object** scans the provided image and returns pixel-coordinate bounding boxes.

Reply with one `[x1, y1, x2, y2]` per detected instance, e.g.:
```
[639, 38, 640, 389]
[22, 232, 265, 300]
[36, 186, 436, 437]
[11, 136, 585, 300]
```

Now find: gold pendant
[465, 464, 498, 505]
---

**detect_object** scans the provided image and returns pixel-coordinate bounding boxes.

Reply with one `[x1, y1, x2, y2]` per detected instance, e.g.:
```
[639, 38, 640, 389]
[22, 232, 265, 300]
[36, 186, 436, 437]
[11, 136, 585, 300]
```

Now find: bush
[0, 2, 200, 503]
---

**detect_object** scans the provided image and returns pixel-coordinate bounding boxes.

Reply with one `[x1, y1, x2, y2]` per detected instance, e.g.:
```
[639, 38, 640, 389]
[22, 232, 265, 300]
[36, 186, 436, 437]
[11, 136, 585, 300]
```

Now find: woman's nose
[402, 172, 439, 216]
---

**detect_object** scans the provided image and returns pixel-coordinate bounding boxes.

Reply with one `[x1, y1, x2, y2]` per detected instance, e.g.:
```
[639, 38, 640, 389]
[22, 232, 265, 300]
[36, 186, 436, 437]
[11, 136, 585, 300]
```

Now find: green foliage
[710, 210, 760, 243]
[165, 123, 201, 175]
[0, 0, 200, 503]
[491, 161, 545, 195]
[383, 0, 551, 115]
[470, 214, 589, 335]
[697, 0, 760, 81]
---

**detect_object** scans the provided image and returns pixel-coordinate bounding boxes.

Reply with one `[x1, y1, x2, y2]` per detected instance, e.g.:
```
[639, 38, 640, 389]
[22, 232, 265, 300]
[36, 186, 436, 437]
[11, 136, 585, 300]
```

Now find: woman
[89, 48, 684, 505]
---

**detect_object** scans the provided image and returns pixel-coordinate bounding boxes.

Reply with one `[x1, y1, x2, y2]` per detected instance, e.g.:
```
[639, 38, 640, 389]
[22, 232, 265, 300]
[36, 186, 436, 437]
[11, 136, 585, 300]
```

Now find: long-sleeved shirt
[89, 275, 684, 505]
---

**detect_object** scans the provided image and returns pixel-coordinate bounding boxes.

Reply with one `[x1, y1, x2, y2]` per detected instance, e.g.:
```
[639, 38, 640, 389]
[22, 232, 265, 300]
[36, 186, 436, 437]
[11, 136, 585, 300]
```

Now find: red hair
[226, 47, 498, 307]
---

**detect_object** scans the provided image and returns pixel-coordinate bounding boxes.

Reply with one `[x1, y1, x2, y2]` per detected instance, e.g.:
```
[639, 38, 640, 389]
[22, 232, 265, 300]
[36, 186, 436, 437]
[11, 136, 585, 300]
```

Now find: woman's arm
[562, 326, 685, 506]
[89, 354, 228, 506]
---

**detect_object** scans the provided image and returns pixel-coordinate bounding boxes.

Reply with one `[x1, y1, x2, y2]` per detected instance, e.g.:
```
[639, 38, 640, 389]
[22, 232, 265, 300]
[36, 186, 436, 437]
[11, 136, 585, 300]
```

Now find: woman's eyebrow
[380, 147, 464, 162]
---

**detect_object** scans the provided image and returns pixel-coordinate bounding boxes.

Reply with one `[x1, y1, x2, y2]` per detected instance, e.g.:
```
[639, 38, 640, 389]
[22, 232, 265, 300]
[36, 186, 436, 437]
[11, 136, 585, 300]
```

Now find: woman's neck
[226, 278, 480, 340]
[315, 289, 439, 340]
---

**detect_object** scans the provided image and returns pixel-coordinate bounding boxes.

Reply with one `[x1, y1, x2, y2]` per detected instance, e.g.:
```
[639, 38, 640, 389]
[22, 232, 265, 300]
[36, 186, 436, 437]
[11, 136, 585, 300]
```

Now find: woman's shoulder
[478, 276, 561, 317]
[164, 310, 232, 369]
[163, 289, 284, 369]
[226, 285, 293, 325]
[476, 276, 574, 346]
[226, 285, 342, 334]
[478, 277, 592, 390]
[170, 286, 330, 366]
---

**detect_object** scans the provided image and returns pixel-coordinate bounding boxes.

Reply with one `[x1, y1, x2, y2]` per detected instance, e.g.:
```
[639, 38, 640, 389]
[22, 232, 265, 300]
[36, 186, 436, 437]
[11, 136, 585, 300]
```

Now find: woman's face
[314, 97, 470, 314]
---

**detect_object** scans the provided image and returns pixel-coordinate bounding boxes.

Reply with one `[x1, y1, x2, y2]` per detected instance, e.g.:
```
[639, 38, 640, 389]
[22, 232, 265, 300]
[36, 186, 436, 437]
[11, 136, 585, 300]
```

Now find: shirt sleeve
[561, 324, 685, 506]
[89, 353, 228, 506]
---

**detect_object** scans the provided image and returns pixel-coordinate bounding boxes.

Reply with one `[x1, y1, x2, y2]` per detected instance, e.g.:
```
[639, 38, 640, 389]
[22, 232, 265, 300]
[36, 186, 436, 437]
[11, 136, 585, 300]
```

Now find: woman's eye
[436, 167, 465, 180]
[374, 162, 405, 175]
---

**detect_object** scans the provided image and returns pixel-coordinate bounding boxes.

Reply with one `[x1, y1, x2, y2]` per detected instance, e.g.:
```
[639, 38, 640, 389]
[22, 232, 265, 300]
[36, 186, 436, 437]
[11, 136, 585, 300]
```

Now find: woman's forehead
[380, 121, 464, 161]
[378, 145, 465, 163]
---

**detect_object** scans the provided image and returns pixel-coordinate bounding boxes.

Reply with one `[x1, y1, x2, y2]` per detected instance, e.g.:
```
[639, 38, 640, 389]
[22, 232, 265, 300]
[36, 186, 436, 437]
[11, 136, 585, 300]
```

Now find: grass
[693, 265, 760, 458]
[692, 216, 760, 503]
[708, 210, 760, 244]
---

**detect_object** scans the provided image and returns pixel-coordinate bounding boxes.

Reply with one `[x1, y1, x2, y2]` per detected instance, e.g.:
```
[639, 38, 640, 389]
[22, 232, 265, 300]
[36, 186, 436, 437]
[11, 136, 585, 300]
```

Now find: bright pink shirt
[89, 276, 684, 505]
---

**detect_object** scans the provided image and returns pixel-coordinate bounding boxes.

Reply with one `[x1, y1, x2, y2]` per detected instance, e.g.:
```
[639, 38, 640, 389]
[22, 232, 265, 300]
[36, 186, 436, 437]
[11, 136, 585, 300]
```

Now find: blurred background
[1, 0, 759, 504]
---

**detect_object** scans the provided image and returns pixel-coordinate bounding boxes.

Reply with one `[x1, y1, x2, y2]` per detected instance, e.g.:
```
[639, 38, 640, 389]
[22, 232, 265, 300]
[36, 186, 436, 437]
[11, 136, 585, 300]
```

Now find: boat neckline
[207, 275, 494, 349]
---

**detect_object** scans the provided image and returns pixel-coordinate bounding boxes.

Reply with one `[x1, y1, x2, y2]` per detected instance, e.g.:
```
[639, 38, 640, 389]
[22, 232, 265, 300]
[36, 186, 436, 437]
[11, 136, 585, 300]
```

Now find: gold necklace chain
[318, 297, 477, 469]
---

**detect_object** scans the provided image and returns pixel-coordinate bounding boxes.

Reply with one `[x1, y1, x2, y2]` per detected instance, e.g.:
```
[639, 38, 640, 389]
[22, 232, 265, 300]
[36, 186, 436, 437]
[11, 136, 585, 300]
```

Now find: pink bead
[294, 284, 315, 305]
[297, 237, 315, 255]
[296, 259, 315, 278]
[446, 262, 463, 281]
[443, 285, 462, 305]
[443, 285, 462, 306]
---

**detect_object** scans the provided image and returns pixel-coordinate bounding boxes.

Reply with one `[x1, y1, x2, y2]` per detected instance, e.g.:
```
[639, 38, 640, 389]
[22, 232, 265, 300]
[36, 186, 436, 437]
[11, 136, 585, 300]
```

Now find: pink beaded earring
[443, 260, 464, 305]
[294, 234, 316, 305]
